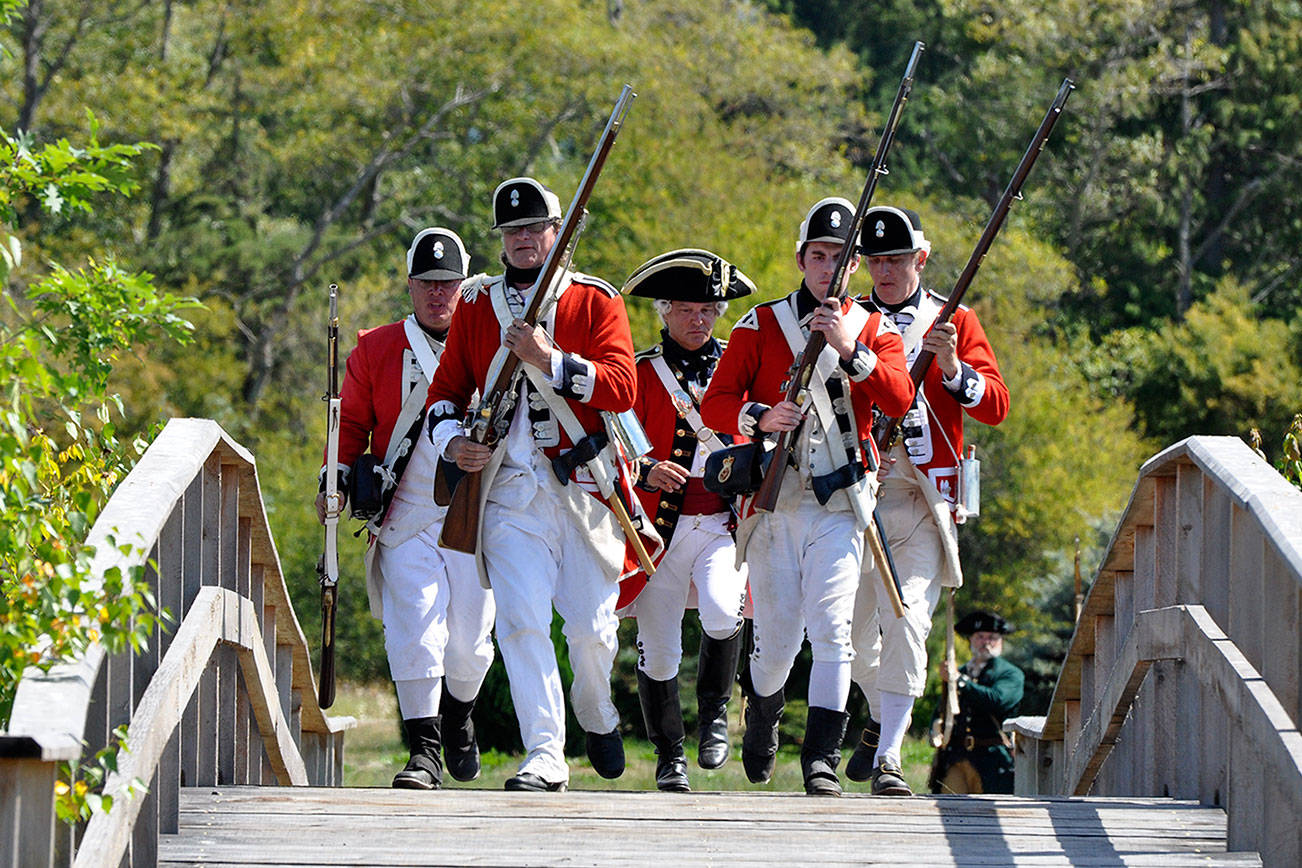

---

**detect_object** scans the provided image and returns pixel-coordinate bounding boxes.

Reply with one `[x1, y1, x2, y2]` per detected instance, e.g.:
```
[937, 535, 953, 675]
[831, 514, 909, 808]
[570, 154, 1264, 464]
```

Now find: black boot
[637, 670, 691, 792]
[440, 686, 481, 782]
[696, 630, 743, 770]
[585, 729, 625, 779]
[740, 671, 784, 784]
[845, 718, 880, 783]
[393, 716, 443, 790]
[801, 706, 850, 797]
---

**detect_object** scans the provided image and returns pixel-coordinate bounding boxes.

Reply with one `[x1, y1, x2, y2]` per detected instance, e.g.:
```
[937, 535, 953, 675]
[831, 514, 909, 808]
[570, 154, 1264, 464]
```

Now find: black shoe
[392, 716, 442, 790]
[871, 760, 912, 796]
[637, 670, 691, 793]
[800, 706, 849, 797]
[441, 688, 481, 782]
[740, 674, 784, 784]
[696, 630, 743, 770]
[655, 755, 691, 793]
[844, 720, 880, 783]
[585, 729, 625, 779]
[504, 772, 567, 792]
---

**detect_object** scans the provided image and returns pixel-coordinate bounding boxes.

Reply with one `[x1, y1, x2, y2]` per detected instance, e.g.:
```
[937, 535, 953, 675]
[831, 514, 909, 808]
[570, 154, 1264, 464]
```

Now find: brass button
[673, 448, 686, 456]
[655, 517, 670, 526]
[676, 428, 688, 437]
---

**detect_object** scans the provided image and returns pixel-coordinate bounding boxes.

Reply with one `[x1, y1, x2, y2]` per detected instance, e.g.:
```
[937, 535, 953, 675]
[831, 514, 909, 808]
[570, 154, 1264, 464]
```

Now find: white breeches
[374, 527, 496, 716]
[482, 476, 621, 782]
[745, 496, 862, 702]
[851, 483, 944, 701]
[633, 512, 747, 681]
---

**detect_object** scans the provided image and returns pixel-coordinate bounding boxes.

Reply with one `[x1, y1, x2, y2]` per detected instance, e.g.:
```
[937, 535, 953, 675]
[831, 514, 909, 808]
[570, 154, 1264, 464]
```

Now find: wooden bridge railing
[1008, 435, 1302, 866]
[0, 419, 354, 868]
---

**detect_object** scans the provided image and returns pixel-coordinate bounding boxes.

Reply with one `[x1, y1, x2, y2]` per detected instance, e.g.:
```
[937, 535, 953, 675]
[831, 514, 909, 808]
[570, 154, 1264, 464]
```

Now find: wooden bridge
[2, 420, 1299, 867]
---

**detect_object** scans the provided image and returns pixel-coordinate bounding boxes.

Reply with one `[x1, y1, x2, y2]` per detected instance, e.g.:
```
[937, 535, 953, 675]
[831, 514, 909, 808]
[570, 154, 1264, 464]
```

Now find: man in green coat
[929, 610, 1024, 794]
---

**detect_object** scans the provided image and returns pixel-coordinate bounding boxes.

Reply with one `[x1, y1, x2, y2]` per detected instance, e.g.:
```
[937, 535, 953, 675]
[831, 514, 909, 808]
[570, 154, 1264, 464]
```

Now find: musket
[752, 41, 924, 515]
[439, 84, 636, 555]
[316, 282, 342, 709]
[940, 589, 960, 747]
[875, 78, 1075, 452]
[865, 511, 906, 619]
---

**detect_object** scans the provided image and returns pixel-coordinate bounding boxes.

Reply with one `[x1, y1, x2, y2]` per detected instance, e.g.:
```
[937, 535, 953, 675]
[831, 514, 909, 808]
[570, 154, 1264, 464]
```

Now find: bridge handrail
[0, 418, 353, 868]
[1012, 435, 1302, 865]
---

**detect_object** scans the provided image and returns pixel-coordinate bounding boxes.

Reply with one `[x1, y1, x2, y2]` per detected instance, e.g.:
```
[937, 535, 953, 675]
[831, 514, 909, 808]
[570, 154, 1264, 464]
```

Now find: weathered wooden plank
[1228, 505, 1265, 677]
[1174, 462, 1203, 605]
[157, 787, 1256, 868]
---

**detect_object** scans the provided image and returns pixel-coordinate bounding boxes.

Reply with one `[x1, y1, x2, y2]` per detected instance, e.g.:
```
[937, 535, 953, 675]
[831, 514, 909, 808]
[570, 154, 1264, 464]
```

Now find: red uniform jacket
[701, 289, 914, 462]
[425, 273, 637, 455]
[870, 291, 1009, 506]
[329, 318, 431, 471]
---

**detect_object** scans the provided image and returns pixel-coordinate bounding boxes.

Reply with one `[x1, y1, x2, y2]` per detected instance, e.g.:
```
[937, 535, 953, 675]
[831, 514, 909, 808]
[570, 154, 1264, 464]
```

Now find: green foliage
[0, 118, 197, 729]
[1089, 280, 1302, 455]
[1272, 413, 1302, 490]
[54, 724, 147, 823]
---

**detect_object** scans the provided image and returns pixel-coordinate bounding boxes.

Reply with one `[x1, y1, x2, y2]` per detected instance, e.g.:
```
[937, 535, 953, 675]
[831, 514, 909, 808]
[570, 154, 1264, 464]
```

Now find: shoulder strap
[649, 355, 727, 454]
[402, 315, 442, 383]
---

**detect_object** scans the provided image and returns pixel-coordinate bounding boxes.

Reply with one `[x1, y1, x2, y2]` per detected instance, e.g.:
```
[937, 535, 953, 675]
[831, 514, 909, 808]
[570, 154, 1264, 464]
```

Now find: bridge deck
[159, 786, 1259, 866]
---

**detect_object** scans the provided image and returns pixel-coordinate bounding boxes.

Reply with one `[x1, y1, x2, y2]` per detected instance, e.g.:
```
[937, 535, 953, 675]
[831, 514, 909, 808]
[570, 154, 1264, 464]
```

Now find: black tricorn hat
[407, 228, 469, 281]
[956, 610, 1013, 637]
[622, 248, 756, 302]
[797, 196, 856, 250]
[860, 205, 930, 257]
[491, 176, 562, 229]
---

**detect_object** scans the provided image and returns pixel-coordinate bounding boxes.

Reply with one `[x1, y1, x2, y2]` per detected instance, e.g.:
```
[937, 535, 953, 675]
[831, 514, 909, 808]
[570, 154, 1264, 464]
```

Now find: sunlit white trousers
[632, 511, 747, 681]
[374, 527, 496, 717]
[745, 493, 861, 705]
[482, 468, 621, 783]
[851, 482, 944, 703]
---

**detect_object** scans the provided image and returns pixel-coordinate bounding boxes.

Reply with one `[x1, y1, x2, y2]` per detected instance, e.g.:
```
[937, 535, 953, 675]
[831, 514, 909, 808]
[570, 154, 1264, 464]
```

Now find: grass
[333, 681, 934, 794]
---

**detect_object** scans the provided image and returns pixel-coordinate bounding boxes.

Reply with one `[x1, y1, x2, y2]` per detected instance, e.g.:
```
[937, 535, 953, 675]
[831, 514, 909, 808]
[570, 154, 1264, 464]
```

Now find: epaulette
[571, 271, 619, 298]
[460, 272, 494, 304]
[634, 345, 664, 363]
[733, 307, 760, 331]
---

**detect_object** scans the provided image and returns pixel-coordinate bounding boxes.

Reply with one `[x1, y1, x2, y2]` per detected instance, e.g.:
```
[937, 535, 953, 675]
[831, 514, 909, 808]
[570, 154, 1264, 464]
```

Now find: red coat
[874, 294, 1009, 505]
[425, 273, 637, 452]
[701, 291, 914, 457]
[330, 319, 429, 470]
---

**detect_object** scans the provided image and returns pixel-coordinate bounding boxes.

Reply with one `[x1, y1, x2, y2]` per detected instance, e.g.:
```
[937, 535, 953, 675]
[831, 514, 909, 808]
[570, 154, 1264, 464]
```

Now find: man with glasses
[426, 177, 639, 792]
[315, 228, 496, 790]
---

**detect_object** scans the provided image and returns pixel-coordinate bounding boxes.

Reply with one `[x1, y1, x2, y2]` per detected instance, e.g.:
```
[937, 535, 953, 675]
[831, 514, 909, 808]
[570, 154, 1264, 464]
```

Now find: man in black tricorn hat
[426, 177, 642, 792]
[929, 610, 1023, 794]
[846, 205, 1010, 796]
[620, 249, 756, 792]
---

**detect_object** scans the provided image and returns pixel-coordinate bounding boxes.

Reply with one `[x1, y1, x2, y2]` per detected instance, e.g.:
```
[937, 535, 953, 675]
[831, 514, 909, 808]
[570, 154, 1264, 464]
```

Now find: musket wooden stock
[874, 78, 1074, 453]
[438, 85, 636, 555]
[751, 41, 923, 514]
[439, 463, 483, 554]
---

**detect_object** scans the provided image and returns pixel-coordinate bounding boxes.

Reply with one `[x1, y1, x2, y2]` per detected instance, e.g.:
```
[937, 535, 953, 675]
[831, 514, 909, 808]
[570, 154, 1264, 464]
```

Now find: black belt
[550, 431, 608, 486]
[810, 461, 866, 505]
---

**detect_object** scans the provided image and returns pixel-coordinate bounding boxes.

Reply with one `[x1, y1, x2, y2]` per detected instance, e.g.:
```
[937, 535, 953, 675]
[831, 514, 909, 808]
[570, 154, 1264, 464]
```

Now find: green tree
[0, 113, 197, 726]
